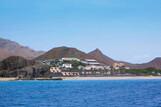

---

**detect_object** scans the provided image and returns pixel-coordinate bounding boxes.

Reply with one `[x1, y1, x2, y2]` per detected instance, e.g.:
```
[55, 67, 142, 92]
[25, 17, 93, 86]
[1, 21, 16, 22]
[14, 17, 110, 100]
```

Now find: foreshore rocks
[0, 56, 51, 79]
[0, 56, 35, 70]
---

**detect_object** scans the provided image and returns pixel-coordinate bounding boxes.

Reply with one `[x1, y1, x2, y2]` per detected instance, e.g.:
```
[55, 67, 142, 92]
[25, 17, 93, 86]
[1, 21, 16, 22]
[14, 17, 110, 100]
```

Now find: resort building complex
[39, 57, 130, 77]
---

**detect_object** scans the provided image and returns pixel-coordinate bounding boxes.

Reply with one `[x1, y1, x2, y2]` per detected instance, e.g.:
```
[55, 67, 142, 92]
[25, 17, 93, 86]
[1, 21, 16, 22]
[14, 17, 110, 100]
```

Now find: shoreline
[0, 77, 17, 81]
[0, 76, 161, 81]
[62, 76, 161, 80]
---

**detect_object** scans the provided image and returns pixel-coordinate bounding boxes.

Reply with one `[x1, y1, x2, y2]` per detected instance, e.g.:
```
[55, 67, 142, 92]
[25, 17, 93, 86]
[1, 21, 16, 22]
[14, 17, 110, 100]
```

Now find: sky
[0, 0, 161, 63]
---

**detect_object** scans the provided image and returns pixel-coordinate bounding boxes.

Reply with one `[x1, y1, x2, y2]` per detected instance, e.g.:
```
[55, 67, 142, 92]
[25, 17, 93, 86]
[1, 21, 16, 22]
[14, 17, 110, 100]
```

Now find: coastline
[62, 76, 161, 80]
[1, 76, 161, 81]
[0, 77, 17, 81]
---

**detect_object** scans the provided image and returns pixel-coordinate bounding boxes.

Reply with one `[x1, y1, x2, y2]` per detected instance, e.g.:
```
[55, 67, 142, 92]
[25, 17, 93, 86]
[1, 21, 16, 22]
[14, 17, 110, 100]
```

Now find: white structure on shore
[50, 67, 61, 73]
[84, 59, 100, 65]
[85, 65, 105, 70]
[113, 63, 130, 70]
[61, 72, 79, 76]
[62, 57, 81, 62]
[82, 59, 107, 70]
[49, 58, 130, 75]
[62, 63, 72, 69]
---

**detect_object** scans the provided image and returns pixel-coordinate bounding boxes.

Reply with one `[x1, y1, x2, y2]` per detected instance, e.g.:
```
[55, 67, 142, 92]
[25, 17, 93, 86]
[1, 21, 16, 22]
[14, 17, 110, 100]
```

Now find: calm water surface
[0, 79, 161, 107]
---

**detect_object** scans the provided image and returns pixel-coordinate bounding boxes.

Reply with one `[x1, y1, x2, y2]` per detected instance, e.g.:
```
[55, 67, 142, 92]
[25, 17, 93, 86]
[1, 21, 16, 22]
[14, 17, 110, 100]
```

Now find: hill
[0, 38, 44, 60]
[88, 49, 115, 65]
[37, 47, 117, 65]
[37, 46, 161, 70]
[36, 46, 89, 60]
[128, 57, 161, 70]
[0, 56, 35, 70]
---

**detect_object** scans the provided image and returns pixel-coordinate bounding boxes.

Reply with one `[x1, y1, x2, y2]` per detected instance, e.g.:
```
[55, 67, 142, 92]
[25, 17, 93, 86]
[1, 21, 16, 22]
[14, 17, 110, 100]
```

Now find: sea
[0, 79, 161, 107]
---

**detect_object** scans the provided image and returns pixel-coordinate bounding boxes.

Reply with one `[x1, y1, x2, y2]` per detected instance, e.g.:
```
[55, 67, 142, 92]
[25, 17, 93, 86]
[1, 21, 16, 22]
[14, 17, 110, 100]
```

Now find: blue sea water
[0, 79, 161, 107]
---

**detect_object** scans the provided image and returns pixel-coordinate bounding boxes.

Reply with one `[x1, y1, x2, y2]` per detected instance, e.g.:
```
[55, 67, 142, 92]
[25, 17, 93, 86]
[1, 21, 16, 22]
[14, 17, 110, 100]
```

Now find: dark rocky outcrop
[0, 56, 35, 70]
[0, 56, 51, 78]
[16, 64, 51, 79]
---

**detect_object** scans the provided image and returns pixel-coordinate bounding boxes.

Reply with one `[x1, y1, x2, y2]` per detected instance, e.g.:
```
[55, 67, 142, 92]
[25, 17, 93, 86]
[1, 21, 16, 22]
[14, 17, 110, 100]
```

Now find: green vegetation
[70, 60, 85, 70]
[50, 59, 63, 67]
[122, 68, 161, 76]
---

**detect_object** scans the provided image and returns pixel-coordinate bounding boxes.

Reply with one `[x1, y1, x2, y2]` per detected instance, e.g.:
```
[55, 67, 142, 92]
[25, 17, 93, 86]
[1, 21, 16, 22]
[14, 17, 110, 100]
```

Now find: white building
[62, 63, 72, 69]
[113, 62, 130, 70]
[62, 58, 80, 62]
[104, 66, 112, 70]
[61, 72, 79, 76]
[82, 59, 100, 65]
[125, 67, 130, 70]
[82, 59, 107, 71]
[50, 67, 61, 73]
[84, 65, 105, 71]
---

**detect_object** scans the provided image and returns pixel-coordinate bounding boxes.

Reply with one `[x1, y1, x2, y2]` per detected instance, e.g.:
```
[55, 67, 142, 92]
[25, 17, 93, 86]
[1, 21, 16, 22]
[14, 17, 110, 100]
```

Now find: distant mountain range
[37, 46, 161, 69]
[0, 38, 44, 60]
[0, 37, 161, 69]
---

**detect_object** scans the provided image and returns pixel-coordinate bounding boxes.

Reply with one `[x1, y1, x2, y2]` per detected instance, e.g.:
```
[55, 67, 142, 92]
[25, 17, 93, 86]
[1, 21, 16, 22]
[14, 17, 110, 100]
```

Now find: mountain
[88, 49, 115, 65]
[36, 46, 90, 60]
[1, 37, 161, 70]
[128, 57, 161, 70]
[0, 38, 44, 60]
[37, 47, 116, 65]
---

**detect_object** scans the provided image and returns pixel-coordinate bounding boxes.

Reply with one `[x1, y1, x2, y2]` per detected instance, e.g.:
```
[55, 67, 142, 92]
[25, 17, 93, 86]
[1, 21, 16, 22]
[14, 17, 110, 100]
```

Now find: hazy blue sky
[0, 0, 161, 63]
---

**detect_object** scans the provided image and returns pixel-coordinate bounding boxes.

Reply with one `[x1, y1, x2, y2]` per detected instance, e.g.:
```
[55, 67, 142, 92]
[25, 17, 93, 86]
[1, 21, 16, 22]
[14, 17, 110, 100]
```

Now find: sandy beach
[62, 76, 161, 80]
[1, 76, 161, 81]
[0, 77, 17, 81]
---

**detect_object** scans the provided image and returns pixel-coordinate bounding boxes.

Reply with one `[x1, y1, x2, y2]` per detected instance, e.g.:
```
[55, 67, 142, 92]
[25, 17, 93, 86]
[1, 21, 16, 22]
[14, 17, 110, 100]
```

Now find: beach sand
[1, 76, 161, 81]
[0, 77, 17, 81]
[62, 76, 161, 80]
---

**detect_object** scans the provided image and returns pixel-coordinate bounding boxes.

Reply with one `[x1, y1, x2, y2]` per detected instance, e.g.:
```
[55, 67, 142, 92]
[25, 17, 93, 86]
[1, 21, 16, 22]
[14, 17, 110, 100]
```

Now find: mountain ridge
[88, 48, 115, 65]
[1, 38, 161, 69]
[36, 46, 90, 60]
[37, 46, 161, 69]
[127, 57, 161, 70]
[0, 38, 44, 60]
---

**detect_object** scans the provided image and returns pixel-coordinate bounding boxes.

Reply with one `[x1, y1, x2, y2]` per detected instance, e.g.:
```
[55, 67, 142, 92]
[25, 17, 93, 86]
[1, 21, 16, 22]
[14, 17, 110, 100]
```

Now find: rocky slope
[0, 56, 35, 70]
[128, 57, 161, 70]
[0, 56, 50, 78]
[37, 46, 161, 69]
[36, 46, 90, 60]
[0, 38, 44, 60]
[88, 49, 115, 65]
[1, 37, 161, 70]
